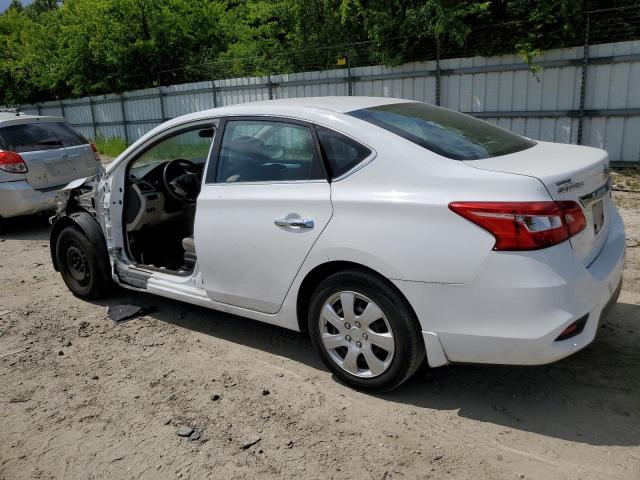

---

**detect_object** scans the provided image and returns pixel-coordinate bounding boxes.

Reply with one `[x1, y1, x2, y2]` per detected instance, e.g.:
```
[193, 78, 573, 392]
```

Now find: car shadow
[382, 301, 640, 447]
[0, 214, 51, 241]
[93, 288, 326, 372]
[94, 286, 640, 447]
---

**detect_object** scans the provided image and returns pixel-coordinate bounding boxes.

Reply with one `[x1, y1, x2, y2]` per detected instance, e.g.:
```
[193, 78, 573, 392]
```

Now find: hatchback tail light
[0, 150, 28, 173]
[448, 201, 587, 251]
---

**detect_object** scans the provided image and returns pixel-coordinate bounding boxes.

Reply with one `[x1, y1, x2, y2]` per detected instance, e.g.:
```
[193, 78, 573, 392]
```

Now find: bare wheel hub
[65, 243, 89, 284]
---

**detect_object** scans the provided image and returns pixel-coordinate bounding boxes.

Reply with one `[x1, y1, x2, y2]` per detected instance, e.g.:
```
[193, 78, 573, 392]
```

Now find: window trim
[120, 120, 218, 273]
[128, 124, 217, 171]
[313, 124, 376, 182]
[204, 116, 330, 185]
[114, 119, 219, 173]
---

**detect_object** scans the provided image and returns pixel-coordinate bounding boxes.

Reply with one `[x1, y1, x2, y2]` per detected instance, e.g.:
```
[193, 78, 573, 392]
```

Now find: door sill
[133, 263, 195, 277]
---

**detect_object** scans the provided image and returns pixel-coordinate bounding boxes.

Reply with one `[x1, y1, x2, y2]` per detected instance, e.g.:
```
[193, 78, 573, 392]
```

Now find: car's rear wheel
[308, 269, 425, 392]
[56, 225, 112, 299]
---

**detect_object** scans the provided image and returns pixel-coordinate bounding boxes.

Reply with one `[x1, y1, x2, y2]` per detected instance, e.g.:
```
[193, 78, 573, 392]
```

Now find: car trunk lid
[20, 144, 98, 190]
[464, 141, 611, 266]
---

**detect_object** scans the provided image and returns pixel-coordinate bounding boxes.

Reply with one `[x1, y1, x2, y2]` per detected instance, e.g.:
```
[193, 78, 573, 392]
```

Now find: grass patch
[95, 136, 128, 158]
[612, 168, 640, 192]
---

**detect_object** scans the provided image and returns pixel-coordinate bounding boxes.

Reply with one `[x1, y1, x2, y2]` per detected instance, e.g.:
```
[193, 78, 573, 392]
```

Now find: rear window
[348, 102, 535, 160]
[316, 126, 372, 178]
[0, 121, 87, 153]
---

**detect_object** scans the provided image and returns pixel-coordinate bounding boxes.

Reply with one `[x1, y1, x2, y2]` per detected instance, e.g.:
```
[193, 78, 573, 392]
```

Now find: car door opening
[123, 126, 214, 274]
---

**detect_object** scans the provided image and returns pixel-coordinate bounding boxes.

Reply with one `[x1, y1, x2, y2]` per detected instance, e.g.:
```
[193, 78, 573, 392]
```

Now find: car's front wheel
[56, 225, 112, 299]
[308, 269, 425, 392]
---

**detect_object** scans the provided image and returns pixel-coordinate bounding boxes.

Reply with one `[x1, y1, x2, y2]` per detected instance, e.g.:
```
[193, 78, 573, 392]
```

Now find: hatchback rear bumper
[0, 180, 60, 219]
[394, 203, 626, 367]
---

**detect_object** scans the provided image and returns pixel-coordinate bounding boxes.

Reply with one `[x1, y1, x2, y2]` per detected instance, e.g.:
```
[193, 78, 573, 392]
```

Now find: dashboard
[125, 162, 189, 231]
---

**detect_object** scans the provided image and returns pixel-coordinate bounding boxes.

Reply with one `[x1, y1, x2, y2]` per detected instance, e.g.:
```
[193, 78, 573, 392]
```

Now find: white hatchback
[49, 97, 625, 391]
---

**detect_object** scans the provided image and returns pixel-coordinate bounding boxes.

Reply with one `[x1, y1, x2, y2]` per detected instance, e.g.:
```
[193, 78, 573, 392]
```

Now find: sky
[0, 0, 34, 12]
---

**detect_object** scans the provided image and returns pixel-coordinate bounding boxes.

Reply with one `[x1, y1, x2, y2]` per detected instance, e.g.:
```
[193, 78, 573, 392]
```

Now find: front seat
[224, 137, 284, 182]
[182, 236, 197, 270]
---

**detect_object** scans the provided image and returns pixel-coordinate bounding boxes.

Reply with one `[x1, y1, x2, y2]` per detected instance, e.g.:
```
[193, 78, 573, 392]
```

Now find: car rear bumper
[0, 180, 60, 219]
[394, 203, 626, 367]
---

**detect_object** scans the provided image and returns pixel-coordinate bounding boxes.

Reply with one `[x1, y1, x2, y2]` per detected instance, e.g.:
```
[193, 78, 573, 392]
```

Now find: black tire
[55, 225, 112, 299]
[308, 269, 425, 392]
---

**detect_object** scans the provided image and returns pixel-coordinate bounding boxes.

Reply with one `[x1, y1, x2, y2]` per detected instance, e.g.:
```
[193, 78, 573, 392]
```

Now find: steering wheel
[162, 159, 202, 203]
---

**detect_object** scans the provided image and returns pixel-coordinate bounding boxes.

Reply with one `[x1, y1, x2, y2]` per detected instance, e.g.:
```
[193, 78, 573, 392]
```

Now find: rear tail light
[90, 143, 100, 162]
[448, 201, 587, 251]
[0, 150, 28, 173]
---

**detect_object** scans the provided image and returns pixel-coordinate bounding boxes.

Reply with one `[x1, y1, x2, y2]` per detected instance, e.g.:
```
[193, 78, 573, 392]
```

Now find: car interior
[217, 120, 323, 183]
[123, 120, 325, 274]
[124, 126, 213, 274]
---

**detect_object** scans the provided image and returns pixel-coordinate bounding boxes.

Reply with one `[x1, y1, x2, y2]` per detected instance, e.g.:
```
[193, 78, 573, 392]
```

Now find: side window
[131, 127, 214, 171]
[216, 120, 324, 183]
[316, 126, 372, 178]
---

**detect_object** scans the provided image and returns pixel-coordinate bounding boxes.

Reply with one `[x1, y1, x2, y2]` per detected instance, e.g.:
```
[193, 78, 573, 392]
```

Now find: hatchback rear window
[348, 102, 535, 160]
[0, 121, 87, 153]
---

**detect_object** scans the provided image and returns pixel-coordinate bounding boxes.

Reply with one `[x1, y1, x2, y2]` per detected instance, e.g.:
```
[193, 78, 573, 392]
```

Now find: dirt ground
[1, 186, 639, 480]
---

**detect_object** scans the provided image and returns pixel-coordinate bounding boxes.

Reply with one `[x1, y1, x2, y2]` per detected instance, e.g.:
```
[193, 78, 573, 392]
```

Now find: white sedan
[49, 97, 625, 391]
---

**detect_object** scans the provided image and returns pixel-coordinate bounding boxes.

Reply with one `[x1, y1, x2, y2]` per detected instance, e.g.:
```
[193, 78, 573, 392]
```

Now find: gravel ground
[0, 189, 639, 480]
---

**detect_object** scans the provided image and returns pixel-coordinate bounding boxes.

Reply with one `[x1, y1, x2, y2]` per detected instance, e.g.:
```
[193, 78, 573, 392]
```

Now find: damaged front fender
[49, 173, 108, 271]
[51, 174, 101, 222]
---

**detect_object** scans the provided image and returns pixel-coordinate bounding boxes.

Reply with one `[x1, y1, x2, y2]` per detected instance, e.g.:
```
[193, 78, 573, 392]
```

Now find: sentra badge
[556, 177, 584, 194]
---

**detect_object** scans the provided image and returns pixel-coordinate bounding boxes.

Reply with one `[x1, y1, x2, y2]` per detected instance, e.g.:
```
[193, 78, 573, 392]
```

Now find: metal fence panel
[39, 101, 63, 118]
[583, 116, 640, 162]
[216, 76, 270, 106]
[587, 41, 640, 109]
[275, 69, 349, 99]
[164, 81, 215, 118]
[14, 40, 640, 164]
[439, 48, 584, 145]
[62, 97, 92, 124]
[124, 88, 161, 122]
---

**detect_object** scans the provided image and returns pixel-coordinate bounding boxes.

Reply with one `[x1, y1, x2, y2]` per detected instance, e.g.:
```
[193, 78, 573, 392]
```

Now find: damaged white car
[50, 97, 625, 392]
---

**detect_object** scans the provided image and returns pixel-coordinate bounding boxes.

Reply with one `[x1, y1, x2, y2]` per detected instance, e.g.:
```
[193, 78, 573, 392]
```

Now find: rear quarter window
[316, 126, 372, 178]
[348, 102, 535, 160]
[0, 121, 87, 153]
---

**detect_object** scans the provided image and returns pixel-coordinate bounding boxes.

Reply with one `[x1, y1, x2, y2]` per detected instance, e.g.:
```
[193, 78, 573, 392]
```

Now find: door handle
[274, 217, 314, 229]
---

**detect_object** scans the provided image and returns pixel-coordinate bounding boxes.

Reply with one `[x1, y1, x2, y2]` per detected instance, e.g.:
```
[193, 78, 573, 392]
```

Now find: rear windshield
[348, 102, 535, 160]
[0, 121, 86, 153]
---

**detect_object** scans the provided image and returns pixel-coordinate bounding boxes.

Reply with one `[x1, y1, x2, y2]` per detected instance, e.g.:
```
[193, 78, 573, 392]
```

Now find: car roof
[169, 96, 413, 126]
[0, 113, 66, 127]
[108, 96, 416, 172]
[232, 96, 409, 113]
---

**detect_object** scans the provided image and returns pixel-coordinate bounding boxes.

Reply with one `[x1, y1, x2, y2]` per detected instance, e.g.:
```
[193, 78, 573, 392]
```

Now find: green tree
[0, 0, 635, 105]
[7, 0, 23, 12]
[0, 7, 56, 103]
[53, 0, 226, 93]
[213, 0, 298, 77]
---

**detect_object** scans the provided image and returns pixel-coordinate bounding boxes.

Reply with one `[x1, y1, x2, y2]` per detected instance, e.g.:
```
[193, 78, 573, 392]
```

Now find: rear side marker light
[448, 201, 587, 251]
[555, 314, 589, 341]
[0, 150, 28, 173]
